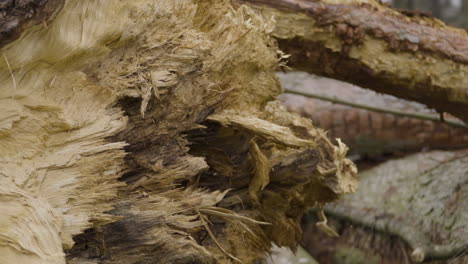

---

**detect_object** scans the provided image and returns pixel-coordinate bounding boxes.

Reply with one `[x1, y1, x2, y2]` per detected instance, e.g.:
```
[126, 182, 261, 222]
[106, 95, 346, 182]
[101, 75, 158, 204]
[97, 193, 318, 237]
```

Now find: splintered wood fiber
[0, 0, 357, 263]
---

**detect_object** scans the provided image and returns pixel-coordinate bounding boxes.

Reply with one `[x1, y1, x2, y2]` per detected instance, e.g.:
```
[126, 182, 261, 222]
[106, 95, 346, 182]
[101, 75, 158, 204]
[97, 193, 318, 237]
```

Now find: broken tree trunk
[239, 0, 468, 123]
[0, 1, 356, 263]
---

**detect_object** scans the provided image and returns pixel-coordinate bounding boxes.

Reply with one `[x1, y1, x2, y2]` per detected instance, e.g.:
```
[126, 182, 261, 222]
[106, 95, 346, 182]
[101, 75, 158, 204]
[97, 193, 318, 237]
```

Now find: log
[239, 0, 468, 123]
[302, 150, 468, 264]
[278, 72, 468, 156]
[0, 0, 356, 263]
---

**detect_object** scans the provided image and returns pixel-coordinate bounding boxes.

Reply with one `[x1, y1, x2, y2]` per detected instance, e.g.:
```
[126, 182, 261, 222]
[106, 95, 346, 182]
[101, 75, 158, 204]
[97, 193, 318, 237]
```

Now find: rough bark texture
[240, 0, 468, 123]
[278, 72, 468, 156]
[0, 1, 356, 263]
[302, 150, 468, 264]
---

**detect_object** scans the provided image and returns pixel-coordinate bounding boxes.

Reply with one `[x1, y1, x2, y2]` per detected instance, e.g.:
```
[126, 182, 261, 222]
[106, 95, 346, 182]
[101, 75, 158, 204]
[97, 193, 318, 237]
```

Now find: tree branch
[239, 0, 468, 123]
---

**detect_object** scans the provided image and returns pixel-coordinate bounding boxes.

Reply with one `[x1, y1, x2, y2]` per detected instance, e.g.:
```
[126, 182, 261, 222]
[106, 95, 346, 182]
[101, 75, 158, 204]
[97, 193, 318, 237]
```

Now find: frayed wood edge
[198, 210, 243, 263]
[316, 203, 339, 237]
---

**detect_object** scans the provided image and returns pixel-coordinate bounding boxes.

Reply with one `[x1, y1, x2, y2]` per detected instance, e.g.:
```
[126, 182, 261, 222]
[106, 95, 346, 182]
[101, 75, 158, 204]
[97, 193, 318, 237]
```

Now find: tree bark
[239, 0, 468, 123]
[302, 150, 468, 264]
[278, 72, 468, 156]
[0, 0, 356, 263]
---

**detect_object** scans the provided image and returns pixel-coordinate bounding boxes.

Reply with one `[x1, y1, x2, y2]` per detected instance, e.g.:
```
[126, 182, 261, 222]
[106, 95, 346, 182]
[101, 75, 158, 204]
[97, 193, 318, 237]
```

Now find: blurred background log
[278, 72, 468, 159]
[390, 0, 468, 28]
[301, 150, 468, 264]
